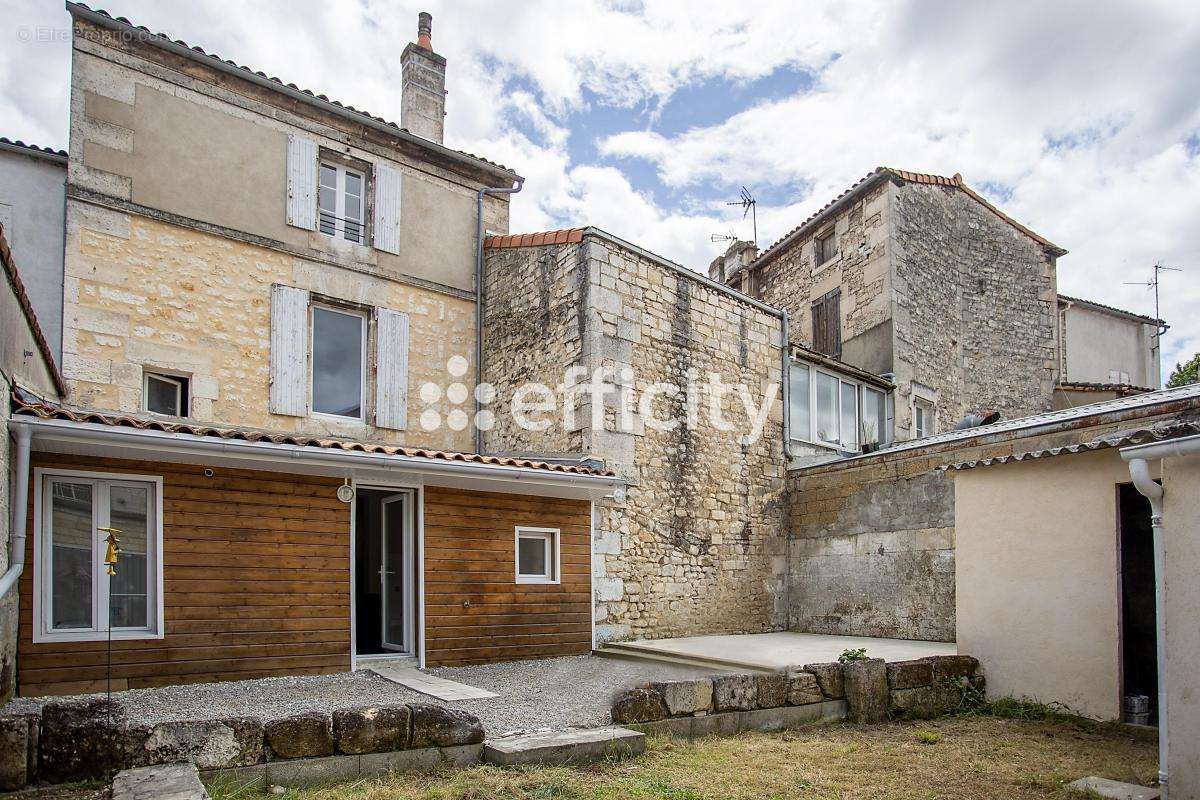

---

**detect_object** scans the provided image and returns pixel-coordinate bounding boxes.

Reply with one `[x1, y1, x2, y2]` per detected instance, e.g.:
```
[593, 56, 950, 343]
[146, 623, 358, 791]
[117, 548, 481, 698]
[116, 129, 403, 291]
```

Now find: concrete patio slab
[599, 632, 958, 672]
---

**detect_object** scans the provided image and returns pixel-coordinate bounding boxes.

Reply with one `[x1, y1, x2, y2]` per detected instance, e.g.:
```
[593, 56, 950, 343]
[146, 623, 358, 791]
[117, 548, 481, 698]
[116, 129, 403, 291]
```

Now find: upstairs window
[311, 304, 366, 420]
[814, 229, 836, 266]
[913, 398, 935, 438]
[811, 289, 842, 358]
[319, 163, 365, 244]
[790, 361, 892, 452]
[143, 372, 189, 418]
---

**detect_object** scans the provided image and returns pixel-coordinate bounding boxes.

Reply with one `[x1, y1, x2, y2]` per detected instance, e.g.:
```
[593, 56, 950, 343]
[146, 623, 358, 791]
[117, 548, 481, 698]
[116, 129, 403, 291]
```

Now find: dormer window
[319, 163, 365, 244]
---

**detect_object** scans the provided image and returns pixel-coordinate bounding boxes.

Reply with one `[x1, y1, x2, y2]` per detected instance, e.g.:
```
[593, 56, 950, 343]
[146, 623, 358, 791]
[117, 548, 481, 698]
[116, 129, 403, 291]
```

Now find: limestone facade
[483, 231, 789, 640]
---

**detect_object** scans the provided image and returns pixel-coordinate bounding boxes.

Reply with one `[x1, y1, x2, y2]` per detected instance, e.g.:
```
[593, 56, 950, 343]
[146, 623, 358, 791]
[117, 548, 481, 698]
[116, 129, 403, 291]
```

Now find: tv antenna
[1123, 262, 1180, 337]
[710, 229, 739, 245]
[726, 186, 757, 248]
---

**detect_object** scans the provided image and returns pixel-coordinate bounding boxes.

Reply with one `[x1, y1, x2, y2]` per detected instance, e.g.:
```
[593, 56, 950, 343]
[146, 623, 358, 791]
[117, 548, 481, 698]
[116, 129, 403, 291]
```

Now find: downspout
[0, 425, 32, 600]
[474, 179, 524, 455]
[1122, 432, 1200, 800]
[779, 310, 792, 461]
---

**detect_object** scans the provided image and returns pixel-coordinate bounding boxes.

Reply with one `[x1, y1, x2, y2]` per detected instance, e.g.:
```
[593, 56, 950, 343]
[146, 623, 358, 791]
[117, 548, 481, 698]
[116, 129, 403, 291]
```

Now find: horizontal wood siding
[423, 487, 591, 667]
[18, 454, 350, 696]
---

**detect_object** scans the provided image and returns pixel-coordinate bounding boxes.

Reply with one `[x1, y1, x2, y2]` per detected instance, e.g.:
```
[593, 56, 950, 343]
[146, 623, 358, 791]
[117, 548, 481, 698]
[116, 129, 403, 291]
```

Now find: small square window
[516, 527, 559, 584]
[144, 373, 189, 417]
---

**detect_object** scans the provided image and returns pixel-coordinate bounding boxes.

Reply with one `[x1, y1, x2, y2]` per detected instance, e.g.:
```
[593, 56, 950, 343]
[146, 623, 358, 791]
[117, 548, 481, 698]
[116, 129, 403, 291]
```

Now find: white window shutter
[374, 308, 410, 429]
[286, 134, 318, 230]
[373, 164, 402, 254]
[270, 284, 309, 416]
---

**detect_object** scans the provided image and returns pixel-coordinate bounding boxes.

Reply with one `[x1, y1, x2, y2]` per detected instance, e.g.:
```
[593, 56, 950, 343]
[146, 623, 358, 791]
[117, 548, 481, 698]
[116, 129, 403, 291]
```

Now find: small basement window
[34, 470, 164, 643]
[319, 162, 366, 244]
[515, 527, 559, 584]
[143, 372, 189, 417]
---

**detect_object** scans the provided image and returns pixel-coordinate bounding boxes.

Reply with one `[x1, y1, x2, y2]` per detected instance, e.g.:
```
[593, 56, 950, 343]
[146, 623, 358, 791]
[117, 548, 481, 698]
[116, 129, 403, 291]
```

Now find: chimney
[401, 11, 447, 144]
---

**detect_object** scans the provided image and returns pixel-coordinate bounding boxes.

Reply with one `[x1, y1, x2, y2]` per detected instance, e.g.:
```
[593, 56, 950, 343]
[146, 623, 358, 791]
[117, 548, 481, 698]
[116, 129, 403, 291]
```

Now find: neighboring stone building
[718, 168, 1065, 446]
[0, 223, 67, 701]
[1054, 294, 1163, 408]
[0, 138, 67, 363]
[483, 228, 793, 641]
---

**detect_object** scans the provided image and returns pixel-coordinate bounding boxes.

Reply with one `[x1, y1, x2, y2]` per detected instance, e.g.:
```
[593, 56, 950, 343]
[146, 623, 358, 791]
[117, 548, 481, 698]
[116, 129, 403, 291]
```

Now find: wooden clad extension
[18, 453, 350, 696]
[423, 487, 592, 667]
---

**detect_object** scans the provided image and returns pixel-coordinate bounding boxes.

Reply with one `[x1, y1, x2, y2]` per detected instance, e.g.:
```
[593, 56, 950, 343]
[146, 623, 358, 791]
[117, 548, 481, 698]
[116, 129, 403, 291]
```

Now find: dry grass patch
[208, 716, 1155, 800]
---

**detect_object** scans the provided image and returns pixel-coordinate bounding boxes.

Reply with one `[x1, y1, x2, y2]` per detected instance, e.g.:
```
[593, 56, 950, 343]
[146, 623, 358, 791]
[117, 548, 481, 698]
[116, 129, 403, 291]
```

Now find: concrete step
[482, 727, 644, 767]
[595, 643, 773, 674]
[112, 763, 209, 800]
[1065, 777, 1160, 800]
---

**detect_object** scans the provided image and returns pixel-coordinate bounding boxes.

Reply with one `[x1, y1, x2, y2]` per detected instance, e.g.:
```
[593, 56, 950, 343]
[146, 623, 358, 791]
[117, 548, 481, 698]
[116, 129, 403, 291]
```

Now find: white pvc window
[789, 359, 893, 452]
[318, 163, 365, 244]
[914, 398, 935, 438]
[143, 372, 188, 417]
[311, 304, 366, 421]
[33, 470, 164, 643]
[515, 527, 560, 584]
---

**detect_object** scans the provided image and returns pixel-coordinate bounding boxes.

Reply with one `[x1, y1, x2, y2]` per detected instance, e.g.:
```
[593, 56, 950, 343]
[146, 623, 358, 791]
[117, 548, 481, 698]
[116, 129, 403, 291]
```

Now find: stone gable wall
[890, 182, 1057, 435]
[483, 235, 790, 641]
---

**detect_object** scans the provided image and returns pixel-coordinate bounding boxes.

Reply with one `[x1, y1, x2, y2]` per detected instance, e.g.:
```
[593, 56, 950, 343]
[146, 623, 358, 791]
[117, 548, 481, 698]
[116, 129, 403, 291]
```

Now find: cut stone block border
[630, 700, 848, 738]
[203, 744, 484, 788]
[611, 655, 984, 730]
[482, 727, 644, 767]
[112, 763, 209, 800]
[0, 700, 484, 791]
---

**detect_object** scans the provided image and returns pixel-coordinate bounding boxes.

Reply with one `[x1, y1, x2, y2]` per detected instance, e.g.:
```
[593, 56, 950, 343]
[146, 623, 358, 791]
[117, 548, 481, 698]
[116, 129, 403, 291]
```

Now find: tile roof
[945, 418, 1200, 471]
[10, 387, 613, 477]
[484, 228, 585, 249]
[0, 225, 67, 396]
[752, 167, 1068, 269]
[1058, 294, 1163, 326]
[67, 3, 517, 179]
[0, 137, 68, 162]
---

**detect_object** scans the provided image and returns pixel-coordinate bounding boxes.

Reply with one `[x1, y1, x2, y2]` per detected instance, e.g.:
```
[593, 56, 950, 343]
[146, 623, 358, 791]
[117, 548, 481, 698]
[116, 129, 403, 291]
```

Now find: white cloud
[2, 0, 1197, 375]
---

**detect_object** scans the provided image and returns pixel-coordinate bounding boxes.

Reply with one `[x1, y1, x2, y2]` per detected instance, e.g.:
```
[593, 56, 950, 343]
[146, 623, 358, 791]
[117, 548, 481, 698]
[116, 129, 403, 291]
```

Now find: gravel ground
[0, 655, 726, 736]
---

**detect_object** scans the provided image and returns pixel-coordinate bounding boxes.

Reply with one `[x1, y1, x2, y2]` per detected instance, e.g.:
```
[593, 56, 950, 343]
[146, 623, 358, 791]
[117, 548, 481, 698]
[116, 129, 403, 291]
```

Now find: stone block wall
[787, 399, 1200, 641]
[483, 232, 789, 641]
[890, 182, 1057, 434]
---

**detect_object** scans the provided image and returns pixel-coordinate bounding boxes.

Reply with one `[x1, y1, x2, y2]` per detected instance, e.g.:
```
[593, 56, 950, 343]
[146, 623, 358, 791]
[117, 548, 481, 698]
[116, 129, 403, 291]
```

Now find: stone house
[0, 5, 627, 697]
[715, 167, 1066, 447]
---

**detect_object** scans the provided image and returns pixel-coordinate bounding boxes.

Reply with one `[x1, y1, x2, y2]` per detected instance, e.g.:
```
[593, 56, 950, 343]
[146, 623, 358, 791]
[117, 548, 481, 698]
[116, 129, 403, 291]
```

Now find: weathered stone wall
[890, 182, 1057, 436]
[483, 233, 789, 641]
[62, 204, 477, 451]
[755, 181, 893, 375]
[788, 397, 1199, 641]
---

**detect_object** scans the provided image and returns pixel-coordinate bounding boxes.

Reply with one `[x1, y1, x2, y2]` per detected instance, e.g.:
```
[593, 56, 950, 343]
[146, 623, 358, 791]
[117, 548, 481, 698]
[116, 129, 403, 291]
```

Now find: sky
[3, 0, 1198, 380]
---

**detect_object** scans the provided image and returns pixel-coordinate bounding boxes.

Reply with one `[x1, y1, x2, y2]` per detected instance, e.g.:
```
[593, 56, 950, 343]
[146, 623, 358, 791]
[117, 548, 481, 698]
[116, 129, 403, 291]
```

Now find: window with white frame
[35, 470, 163, 643]
[515, 527, 559, 584]
[311, 304, 367, 420]
[143, 372, 189, 417]
[789, 360, 893, 452]
[913, 397, 935, 439]
[318, 162, 365, 244]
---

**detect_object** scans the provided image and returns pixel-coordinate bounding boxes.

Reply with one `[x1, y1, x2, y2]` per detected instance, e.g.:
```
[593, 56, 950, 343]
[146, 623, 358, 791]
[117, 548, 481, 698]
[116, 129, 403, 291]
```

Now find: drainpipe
[474, 179, 524, 455]
[0, 425, 32, 600]
[779, 310, 792, 461]
[1121, 432, 1200, 799]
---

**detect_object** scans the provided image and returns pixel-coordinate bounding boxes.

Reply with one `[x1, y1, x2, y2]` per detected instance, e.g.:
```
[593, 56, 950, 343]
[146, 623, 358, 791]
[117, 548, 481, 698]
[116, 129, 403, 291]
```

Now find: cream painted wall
[1062, 304, 1160, 389]
[954, 450, 1155, 720]
[1163, 453, 1200, 798]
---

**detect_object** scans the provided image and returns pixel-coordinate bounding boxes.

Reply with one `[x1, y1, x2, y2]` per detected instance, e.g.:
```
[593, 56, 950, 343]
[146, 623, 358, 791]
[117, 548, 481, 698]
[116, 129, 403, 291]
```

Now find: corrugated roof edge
[750, 167, 1068, 270]
[0, 224, 67, 396]
[66, 3, 521, 182]
[944, 418, 1200, 471]
[10, 386, 615, 477]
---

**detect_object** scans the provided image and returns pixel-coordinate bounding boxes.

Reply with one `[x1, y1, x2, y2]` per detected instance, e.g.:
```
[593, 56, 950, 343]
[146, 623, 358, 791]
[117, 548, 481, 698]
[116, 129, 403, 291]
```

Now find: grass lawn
[208, 715, 1157, 800]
